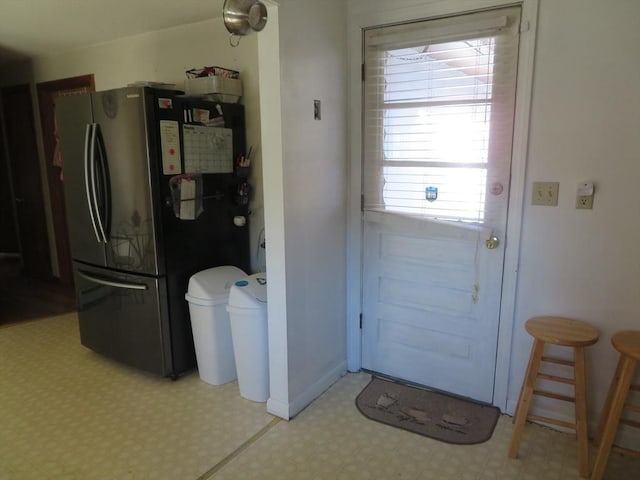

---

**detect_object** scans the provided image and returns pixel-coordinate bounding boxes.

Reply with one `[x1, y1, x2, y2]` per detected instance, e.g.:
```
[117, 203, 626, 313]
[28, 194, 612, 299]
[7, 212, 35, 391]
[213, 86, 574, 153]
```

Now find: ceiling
[0, 0, 225, 65]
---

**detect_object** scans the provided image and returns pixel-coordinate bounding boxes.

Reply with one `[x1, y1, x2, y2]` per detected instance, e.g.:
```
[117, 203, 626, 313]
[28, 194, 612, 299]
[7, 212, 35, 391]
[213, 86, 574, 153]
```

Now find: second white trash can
[185, 266, 247, 386]
[227, 273, 269, 402]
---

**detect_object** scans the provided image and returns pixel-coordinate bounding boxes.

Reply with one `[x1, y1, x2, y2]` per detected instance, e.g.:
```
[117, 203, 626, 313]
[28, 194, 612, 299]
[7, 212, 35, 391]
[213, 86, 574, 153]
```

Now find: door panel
[361, 8, 520, 403]
[92, 88, 159, 275]
[362, 211, 499, 402]
[57, 94, 107, 267]
[74, 262, 169, 376]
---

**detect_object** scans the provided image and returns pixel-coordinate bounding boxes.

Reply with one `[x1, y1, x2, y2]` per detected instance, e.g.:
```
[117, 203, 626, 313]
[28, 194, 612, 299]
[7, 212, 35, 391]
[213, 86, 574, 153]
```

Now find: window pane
[362, 7, 520, 225]
[384, 39, 495, 104]
[383, 166, 487, 222]
[384, 104, 491, 164]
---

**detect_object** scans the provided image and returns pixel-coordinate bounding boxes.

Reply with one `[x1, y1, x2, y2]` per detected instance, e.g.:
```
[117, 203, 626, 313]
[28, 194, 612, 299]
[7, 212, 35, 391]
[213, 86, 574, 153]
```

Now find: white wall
[347, 0, 640, 445]
[264, 0, 349, 419]
[1, 18, 267, 273]
[509, 0, 640, 441]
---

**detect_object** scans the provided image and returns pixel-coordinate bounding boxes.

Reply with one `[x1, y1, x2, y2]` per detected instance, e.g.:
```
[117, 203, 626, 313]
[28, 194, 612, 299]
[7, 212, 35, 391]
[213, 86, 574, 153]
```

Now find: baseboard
[266, 397, 290, 420]
[266, 361, 347, 420]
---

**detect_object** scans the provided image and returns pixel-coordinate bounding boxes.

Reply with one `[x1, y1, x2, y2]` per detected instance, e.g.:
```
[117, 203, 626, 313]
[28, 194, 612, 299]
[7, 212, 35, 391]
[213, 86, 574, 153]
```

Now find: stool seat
[509, 316, 599, 478]
[611, 330, 640, 361]
[525, 316, 599, 346]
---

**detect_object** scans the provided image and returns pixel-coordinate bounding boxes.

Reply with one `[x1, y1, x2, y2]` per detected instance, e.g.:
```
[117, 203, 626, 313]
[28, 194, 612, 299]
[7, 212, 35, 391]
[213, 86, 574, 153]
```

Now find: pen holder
[233, 157, 251, 178]
[234, 165, 251, 178]
[235, 147, 253, 178]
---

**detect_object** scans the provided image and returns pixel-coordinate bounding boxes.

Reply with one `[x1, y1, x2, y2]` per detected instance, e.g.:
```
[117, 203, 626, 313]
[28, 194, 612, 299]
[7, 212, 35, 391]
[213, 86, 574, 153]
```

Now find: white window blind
[363, 7, 521, 224]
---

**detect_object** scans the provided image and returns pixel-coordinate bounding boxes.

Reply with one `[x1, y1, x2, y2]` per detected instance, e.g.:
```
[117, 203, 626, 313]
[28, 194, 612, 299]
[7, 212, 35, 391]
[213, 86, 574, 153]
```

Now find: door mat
[355, 377, 500, 445]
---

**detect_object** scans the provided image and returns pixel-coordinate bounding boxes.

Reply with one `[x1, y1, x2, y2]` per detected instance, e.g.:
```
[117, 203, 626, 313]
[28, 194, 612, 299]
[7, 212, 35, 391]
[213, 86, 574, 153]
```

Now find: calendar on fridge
[183, 124, 233, 173]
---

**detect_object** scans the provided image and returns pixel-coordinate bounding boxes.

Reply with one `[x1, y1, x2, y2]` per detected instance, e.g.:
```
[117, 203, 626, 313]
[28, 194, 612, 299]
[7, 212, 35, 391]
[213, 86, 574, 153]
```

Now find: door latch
[485, 235, 500, 250]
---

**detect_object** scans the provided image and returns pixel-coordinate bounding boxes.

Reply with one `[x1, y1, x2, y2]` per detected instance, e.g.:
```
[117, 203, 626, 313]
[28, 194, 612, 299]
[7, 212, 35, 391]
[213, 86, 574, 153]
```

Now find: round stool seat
[611, 330, 640, 361]
[525, 316, 599, 346]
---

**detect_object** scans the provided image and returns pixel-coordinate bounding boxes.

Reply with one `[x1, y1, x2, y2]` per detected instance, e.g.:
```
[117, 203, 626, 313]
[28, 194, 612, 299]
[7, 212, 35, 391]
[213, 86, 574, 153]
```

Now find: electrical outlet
[576, 195, 593, 210]
[532, 182, 559, 206]
[576, 182, 594, 210]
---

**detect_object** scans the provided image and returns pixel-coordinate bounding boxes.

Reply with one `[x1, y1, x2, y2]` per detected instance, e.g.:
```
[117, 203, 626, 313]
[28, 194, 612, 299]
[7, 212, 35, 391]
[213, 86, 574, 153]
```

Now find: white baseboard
[266, 396, 290, 420]
[266, 361, 347, 420]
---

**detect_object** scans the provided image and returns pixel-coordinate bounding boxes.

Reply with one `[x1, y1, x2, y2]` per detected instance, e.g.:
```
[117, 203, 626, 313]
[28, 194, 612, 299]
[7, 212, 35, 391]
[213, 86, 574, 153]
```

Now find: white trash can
[185, 266, 247, 385]
[227, 273, 268, 402]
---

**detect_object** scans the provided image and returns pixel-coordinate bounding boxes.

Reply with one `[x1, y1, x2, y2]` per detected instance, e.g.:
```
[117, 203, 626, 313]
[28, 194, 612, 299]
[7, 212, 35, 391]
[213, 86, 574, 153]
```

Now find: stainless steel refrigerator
[56, 86, 250, 378]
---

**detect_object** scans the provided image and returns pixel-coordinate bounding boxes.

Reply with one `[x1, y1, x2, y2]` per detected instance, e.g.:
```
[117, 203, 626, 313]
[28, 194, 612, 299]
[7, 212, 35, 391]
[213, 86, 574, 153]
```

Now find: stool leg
[513, 339, 537, 424]
[590, 356, 636, 480]
[574, 346, 589, 478]
[593, 355, 625, 447]
[509, 338, 544, 459]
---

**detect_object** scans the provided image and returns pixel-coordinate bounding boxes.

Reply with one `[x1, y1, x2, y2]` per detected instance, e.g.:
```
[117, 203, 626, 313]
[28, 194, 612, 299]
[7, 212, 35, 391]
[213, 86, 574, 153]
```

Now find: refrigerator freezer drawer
[73, 263, 172, 377]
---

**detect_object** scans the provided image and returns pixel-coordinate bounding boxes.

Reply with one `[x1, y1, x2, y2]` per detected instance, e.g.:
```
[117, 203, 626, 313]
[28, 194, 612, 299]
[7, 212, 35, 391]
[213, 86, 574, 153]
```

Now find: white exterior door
[361, 7, 521, 403]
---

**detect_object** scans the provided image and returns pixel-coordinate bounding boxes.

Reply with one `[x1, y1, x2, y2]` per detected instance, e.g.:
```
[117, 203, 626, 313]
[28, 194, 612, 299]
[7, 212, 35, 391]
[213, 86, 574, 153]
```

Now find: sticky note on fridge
[180, 178, 196, 220]
[160, 120, 182, 175]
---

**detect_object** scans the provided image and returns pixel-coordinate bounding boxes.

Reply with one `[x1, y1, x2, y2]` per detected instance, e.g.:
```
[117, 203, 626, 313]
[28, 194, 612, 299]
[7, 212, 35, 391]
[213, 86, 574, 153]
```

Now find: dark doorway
[0, 113, 19, 254]
[36, 74, 95, 284]
[1, 84, 51, 279]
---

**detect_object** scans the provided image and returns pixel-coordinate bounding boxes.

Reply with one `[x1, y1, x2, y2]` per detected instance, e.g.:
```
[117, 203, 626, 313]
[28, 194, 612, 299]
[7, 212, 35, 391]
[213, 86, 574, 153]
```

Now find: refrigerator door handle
[84, 124, 102, 243]
[94, 124, 112, 242]
[77, 269, 149, 291]
[89, 123, 108, 243]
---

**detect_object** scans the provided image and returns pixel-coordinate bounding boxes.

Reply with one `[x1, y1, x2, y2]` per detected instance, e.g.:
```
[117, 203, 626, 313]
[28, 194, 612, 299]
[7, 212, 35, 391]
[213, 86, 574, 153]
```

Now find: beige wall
[509, 0, 640, 445]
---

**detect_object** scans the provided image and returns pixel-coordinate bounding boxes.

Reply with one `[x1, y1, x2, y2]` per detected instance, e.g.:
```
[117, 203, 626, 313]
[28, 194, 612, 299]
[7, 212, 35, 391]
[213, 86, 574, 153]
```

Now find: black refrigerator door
[73, 262, 173, 376]
[92, 88, 161, 275]
[57, 94, 107, 267]
[160, 99, 251, 275]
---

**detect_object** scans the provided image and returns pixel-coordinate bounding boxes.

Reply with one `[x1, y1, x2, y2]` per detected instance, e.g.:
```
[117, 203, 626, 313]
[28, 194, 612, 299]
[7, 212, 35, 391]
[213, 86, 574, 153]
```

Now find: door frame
[36, 74, 95, 284]
[346, 0, 539, 410]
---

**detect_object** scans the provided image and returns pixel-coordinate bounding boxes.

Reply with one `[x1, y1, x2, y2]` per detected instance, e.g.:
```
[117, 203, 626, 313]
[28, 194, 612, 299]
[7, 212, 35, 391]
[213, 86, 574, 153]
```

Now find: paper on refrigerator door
[180, 177, 196, 220]
[160, 120, 182, 175]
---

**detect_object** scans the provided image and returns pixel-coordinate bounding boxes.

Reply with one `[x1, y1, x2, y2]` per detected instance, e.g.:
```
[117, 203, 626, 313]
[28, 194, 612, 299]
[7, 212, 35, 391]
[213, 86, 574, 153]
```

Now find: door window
[363, 7, 521, 225]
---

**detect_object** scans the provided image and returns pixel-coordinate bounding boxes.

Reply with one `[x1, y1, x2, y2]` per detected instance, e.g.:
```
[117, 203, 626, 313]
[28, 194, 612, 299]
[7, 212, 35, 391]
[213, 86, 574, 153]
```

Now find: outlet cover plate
[532, 181, 559, 206]
[576, 195, 594, 210]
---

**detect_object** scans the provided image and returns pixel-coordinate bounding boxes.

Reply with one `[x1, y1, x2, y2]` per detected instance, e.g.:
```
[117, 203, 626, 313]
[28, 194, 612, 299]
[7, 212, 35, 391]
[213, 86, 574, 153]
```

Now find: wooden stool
[590, 331, 640, 480]
[508, 316, 599, 478]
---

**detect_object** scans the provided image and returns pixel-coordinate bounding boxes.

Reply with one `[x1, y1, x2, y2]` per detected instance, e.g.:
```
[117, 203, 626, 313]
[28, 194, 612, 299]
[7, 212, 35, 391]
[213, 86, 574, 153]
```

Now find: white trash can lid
[185, 265, 247, 306]
[228, 273, 267, 308]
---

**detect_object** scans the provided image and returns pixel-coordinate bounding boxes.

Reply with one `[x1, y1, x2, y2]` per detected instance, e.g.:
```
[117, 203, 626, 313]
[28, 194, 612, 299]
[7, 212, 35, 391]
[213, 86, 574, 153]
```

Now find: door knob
[485, 235, 500, 250]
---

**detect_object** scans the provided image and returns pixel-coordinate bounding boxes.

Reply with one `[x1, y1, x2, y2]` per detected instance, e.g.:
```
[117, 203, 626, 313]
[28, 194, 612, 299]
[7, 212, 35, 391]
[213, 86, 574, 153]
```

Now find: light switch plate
[532, 181, 559, 206]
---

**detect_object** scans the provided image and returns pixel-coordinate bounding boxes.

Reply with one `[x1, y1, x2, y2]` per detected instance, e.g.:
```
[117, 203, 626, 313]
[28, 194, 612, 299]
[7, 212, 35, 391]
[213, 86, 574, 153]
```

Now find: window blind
[362, 7, 521, 224]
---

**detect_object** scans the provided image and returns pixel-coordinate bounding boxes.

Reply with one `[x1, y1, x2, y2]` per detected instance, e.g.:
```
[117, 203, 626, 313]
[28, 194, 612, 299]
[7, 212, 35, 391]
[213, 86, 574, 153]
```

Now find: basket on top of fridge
[186, 66, 240, 79]
[184, 66, 242, 103]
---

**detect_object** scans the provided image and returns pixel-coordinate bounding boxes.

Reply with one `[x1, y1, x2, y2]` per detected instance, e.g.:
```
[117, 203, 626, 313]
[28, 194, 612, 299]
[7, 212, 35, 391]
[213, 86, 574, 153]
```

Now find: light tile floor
[1, 313, 637, 479]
